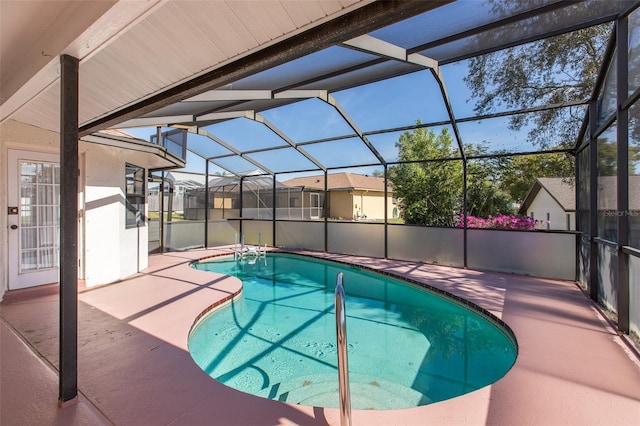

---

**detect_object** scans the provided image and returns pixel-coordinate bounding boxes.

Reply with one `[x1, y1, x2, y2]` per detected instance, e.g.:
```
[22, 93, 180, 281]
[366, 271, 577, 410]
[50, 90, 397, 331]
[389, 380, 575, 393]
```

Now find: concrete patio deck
[1, 247, 639, 425]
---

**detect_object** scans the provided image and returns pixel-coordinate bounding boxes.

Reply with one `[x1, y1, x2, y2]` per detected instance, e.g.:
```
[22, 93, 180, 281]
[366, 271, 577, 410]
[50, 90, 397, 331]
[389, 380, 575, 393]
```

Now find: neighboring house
[283, 173, 396, 221]
[182, 173, 332, 221]
[518, 178, 575, 230]
[183, 173, 286, 220]
[148, 171, 206, 214]
[519, 176, 640, 241]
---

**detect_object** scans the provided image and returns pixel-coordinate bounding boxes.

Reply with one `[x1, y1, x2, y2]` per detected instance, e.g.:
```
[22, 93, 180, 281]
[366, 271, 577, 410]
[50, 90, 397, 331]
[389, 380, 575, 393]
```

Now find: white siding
[0, 119, 162, 296]
[526, 189, 575, 230]
[82, 143, 152, 287]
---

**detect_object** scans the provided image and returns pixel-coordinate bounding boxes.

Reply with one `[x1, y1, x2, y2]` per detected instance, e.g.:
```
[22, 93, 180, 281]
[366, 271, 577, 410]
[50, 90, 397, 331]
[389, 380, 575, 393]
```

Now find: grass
[147, 211, 185, 221]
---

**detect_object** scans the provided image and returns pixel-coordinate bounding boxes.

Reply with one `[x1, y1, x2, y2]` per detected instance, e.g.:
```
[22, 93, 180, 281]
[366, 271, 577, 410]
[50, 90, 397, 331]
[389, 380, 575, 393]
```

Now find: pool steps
[255, 373, 428, 410]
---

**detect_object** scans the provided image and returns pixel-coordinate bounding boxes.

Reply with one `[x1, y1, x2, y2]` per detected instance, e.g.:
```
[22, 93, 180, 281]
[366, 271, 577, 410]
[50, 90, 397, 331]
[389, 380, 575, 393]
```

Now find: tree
[464, 144, 516, 217]
[465, 13, 612, 149]
[388, 126, 463, 226]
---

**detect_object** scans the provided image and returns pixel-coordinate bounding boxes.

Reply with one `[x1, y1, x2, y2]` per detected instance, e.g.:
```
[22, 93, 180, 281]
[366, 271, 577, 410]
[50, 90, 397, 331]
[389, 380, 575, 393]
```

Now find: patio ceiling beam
[79, 0, 453, 137]
[194, 127, 273, 175]
[428, 64, 467, 161]
[184, 89, 329, 103]
[323, 94, 386, 167]
[274, 90, 328, 99]
[343, 34, 407, 61]
[185, 90, 273, 102]
[252, 112, 326, 172]
[406, 0, 581, 57]
[196, 110, 255, 122]
[115, 115, 194, 128]
[344, 34, 439, 70]
[341, 35, 466, 160]
[206, 158, 241, 178]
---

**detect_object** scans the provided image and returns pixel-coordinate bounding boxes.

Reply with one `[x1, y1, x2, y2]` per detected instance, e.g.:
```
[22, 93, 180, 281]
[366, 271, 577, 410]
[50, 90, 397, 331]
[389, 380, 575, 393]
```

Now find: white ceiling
[0, 0, 371, 134]
[0, 0, 117, 103]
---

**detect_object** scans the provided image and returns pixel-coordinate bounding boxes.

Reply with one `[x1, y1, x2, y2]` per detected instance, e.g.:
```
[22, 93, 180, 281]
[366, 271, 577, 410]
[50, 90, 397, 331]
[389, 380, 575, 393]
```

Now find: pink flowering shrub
[456, 214, 547, 230]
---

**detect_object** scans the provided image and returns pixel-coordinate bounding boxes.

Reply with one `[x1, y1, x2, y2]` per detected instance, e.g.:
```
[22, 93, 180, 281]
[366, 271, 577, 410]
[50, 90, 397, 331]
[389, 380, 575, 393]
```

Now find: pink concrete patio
[1, 247, 639, 425]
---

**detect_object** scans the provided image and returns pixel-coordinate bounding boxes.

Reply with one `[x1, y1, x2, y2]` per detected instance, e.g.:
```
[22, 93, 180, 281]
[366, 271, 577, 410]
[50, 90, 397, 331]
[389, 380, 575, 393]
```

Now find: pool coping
[190, 250, 518, 355]
[2, 246, 639, 426]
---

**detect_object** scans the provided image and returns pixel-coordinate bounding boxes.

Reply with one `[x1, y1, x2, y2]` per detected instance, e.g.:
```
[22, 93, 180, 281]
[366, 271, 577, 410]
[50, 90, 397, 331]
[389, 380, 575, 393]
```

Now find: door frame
[309, 192, 321, 219]
[7, 149, 61, 289]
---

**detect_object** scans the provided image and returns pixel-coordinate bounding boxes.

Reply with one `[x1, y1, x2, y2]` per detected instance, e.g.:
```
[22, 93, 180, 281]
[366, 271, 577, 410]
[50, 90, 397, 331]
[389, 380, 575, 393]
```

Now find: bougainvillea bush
[456, 214, 547, 230]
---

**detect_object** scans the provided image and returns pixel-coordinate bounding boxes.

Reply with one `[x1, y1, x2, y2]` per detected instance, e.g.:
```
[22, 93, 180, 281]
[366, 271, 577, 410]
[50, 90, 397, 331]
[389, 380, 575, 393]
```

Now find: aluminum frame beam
[79, 1, 453, 136]
[194, 127, 273, 175]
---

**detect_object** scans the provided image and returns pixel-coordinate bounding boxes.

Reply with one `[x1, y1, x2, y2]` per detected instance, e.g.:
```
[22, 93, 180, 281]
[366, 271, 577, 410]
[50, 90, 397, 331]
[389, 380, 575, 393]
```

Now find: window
[125, 164, 145, 228]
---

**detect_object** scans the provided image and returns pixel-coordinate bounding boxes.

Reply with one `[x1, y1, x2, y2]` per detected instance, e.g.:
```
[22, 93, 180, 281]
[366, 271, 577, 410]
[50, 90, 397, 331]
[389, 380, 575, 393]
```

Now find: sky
[123, 59, 561, 179]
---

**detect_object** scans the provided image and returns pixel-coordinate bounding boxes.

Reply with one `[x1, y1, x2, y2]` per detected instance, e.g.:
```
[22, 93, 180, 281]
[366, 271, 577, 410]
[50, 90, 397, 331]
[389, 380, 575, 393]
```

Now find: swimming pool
[189, 253, 517, 410]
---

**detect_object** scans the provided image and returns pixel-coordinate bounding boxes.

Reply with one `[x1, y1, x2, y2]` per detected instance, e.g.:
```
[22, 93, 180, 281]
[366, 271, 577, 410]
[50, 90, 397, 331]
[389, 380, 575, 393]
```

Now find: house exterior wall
[352, 190, 395, 220]
[1, 120, 59, 297]
[82, 143, 150, 286]
[328, 190, 395, 220]
[525, 189, 575, 230]
[0, 119, 155, 298]
[329, 191, 354, 220]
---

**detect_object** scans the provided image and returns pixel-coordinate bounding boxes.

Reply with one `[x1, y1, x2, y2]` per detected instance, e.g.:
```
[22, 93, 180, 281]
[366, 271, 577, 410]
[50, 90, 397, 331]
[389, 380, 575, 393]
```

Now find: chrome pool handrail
[335, 272, 352, 426]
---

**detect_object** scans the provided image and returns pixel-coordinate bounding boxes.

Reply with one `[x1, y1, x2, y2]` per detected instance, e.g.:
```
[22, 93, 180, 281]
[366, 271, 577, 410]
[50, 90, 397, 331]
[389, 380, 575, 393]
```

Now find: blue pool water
[189, 253, 517, 409]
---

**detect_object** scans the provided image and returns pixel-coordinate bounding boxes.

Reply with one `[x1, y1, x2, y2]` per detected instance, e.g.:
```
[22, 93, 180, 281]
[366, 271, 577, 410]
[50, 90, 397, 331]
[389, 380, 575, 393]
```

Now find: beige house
[283, 173, 396, 221]
[518, 178, 575, 230]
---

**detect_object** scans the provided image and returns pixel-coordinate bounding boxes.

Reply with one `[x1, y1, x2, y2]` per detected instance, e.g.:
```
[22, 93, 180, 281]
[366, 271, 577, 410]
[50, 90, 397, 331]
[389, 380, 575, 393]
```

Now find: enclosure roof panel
[3, 0, 637, 176]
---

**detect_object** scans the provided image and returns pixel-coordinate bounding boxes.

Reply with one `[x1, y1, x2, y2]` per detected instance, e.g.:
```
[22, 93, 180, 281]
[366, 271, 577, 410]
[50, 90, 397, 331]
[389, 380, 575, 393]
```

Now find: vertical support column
[462, 160, 468, 268]
[272, 173, 277, 247]
[239, 176, 244, 238]
[589, 102, 599, 301]
[204, 160, 209, 248]
[575, 144, 582, 282]
[616, 16, 630, 333]
[324, 171, 329, 253]
[59, 54, 79, 404]
[383, 164, 388, 259]
[157, 128, 165, 253]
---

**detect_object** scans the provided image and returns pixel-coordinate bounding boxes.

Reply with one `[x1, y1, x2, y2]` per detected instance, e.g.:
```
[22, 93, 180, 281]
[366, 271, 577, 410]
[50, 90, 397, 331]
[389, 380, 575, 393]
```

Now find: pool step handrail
[335, 272, 352, 426]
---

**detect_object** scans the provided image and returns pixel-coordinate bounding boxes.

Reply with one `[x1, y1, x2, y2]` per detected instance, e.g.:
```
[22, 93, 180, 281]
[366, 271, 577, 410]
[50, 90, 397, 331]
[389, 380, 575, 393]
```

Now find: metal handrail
[335, 272, 352, 426]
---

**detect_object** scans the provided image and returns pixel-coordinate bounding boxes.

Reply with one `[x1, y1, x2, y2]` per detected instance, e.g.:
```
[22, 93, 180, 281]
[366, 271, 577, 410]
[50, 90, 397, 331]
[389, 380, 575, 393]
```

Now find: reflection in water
[189, 254, 517, 409]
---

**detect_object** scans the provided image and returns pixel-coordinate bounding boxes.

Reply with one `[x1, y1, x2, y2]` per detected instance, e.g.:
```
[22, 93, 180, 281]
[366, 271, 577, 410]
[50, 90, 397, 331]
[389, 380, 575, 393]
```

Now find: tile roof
[282, 173, 392, 192]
